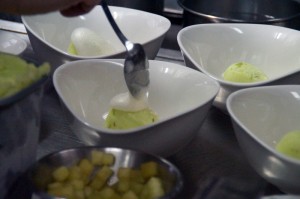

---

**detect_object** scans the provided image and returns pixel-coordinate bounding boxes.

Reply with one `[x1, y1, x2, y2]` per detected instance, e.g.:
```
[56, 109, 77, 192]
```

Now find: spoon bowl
[102, 1, 149, 99]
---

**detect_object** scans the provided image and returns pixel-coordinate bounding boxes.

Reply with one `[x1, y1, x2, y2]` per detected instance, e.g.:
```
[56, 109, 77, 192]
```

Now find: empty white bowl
[177, 23, 300, 111]
[21, 6, 170, 70]
[53, 59, 220, 157]
[227, 85, 300, 194]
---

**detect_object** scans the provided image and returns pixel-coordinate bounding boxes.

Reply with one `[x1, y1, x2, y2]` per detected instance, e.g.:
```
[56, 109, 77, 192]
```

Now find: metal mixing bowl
[177, 0, 300, 29]
[28, 146, 183, 199]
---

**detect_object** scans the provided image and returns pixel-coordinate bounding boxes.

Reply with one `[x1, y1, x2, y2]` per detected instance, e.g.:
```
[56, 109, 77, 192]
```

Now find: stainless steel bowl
[28, 146, 183, 199]
[177, 0, 300, 29]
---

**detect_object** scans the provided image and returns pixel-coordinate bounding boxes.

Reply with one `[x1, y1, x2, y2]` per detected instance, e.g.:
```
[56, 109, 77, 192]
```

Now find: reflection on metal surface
[178, 0, 300, 29]
[262, 155, 285, 180]
[213, 87, 231, 113]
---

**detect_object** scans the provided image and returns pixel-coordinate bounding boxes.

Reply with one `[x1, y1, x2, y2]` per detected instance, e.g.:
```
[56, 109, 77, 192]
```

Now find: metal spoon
[101, 1, 149, 100]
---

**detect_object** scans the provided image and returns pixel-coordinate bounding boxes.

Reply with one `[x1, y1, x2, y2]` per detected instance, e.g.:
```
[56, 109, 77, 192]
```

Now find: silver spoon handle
[101, 0, 128, 46]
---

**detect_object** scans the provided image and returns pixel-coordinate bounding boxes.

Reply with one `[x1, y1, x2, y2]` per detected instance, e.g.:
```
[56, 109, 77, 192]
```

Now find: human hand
[60, 0, 102, 17]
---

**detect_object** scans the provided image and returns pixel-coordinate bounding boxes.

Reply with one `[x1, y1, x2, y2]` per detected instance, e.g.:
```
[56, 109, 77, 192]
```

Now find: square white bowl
[53, 59, 220, 157]
[227, 85, 300, 194]
[177, 23, 300, 112]
[22, 6, 170, 70]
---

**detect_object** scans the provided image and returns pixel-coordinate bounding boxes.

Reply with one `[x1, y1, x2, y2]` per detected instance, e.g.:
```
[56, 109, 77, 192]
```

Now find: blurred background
[3, 0, 300, 51]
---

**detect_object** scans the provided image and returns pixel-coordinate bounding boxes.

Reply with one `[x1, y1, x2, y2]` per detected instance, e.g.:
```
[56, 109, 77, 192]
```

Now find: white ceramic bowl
[21, 6, 170, 70]
[177, 23, 300, 111]
[53, 59, 220, 157]
[226, 85, 300, 195]
[0, 32, 27, 55]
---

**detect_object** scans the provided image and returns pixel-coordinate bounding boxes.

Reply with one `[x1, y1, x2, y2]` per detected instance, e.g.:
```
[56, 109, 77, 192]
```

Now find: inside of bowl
[22, 6, 170, 56]
[227, 86, 300, 149]
[54, 60, 219, 130]
[179, 24, 300, 81]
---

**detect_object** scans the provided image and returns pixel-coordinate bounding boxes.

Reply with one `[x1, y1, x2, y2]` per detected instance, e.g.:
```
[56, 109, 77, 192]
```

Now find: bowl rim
[177, 23, 300, 88]
[226, 85, 300, 165]
[53, 59, 220, 134]
[21, 5, 171, 59]
[28, 145, 184, 199]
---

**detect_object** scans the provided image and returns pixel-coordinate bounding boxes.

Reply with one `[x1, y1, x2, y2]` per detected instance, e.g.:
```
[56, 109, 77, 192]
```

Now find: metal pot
[177, 0, 300, 30]
[106, 0, 164, 15]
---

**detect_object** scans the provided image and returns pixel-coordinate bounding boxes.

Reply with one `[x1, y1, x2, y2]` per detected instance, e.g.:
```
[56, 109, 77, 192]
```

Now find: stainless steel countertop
[0, 19, 285, 199]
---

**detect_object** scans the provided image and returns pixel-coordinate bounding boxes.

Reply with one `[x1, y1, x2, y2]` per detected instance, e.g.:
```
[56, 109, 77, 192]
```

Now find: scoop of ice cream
[105, 108, 158, 130]
[0, 53, 50, 98]
[105, 92, 158, 130]
[68, 27, 116, 56]
[223, 62, 268, 83]
[276, 130, 300, 160]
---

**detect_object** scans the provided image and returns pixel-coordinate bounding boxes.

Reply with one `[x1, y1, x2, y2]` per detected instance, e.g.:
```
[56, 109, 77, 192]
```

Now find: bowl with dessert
[177, 23, 300, 112]
[21, 5, 171, 71]
[53, 59, 220, 157]
[227, 85, 300, 195]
